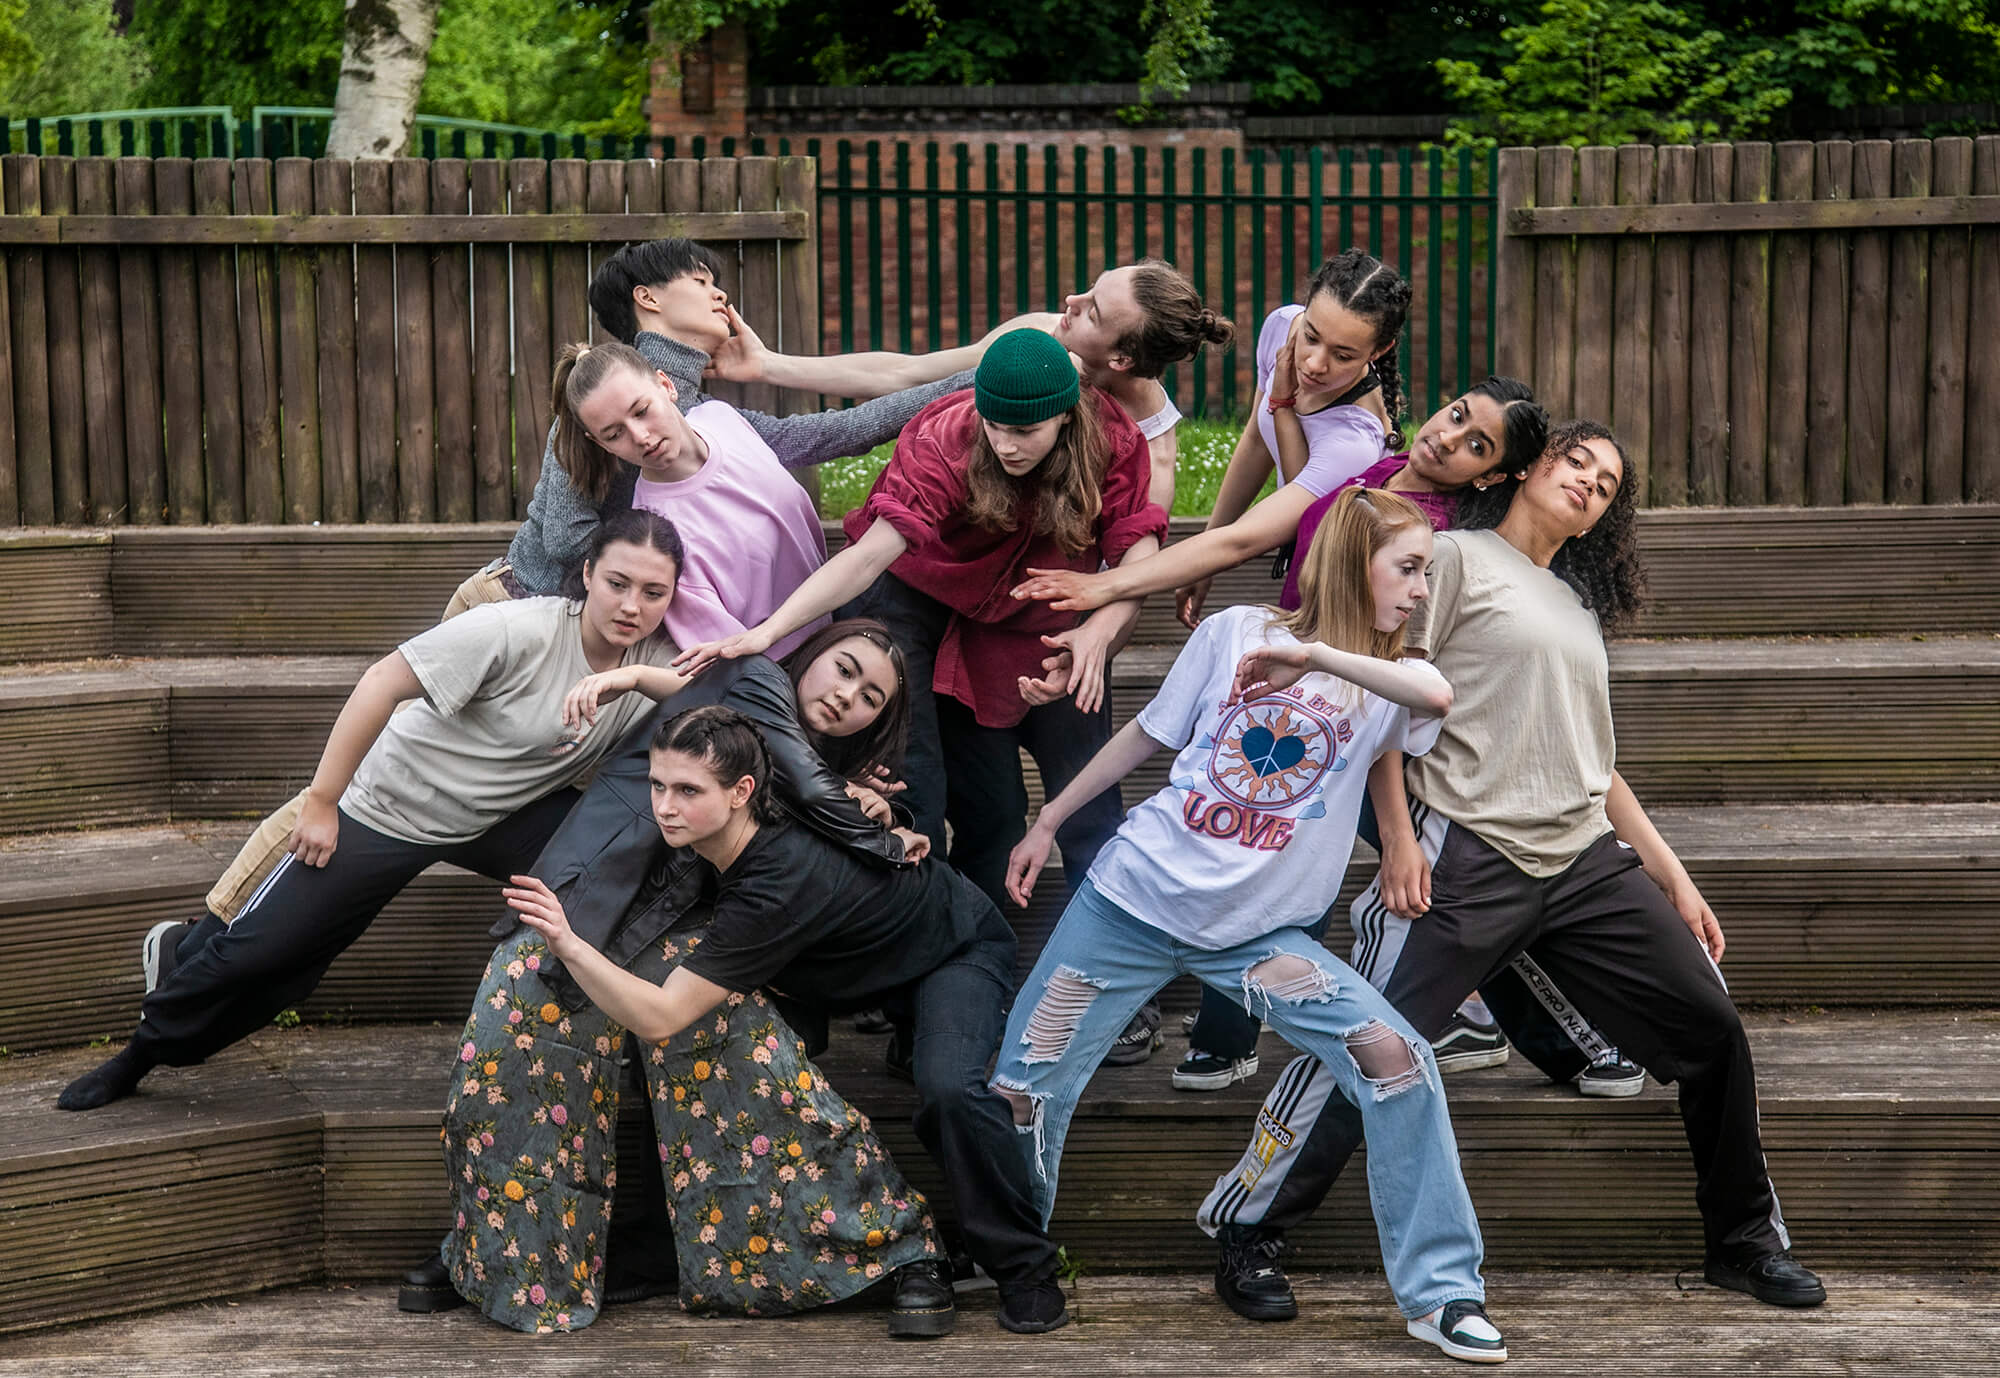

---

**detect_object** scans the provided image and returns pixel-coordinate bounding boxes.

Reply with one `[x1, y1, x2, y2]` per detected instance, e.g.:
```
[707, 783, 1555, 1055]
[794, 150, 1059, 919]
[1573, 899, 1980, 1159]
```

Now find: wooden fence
[1496, 136, 2000, 506]
[0, 154, 817, 526]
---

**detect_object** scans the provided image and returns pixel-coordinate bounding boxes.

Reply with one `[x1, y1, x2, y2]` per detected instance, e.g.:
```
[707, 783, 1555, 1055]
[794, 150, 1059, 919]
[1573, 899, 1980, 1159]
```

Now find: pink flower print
[594, 1036, 611, 1055]
[845, 1253, 858, 1265]
[672, 1171, 690, 1192]
[556, 1312, 570, 1327]
[658, 1142, 670, 1162]
[456, 1210, 467, 1227]
[821, 1209, 837, 1224]
[751, 1135, 771, 1156]
[460, 1042, 476, 1062]
[525, 954, 541, 970]
[487, 992, 507, 1010]
[683, 1143, 694, 1158]
[528, 1284, 546, 1305]
[550, 1104, 568, 1126]
[476, 1187, 490, 1201]
[505, 960, 525, 981]
[481, 1131, 495, 1146]
[780, 1091, 794, 1106]
[507, 1010, 523, 1024]
[514, 1034, 533, 1050]
[699, 1223, 718, 1245]
[864, 1262, 884, 1280]
[486, 1210, 504, 1228]
[765, 1035, 780, 1050]
[462, 1079, 479, 1096]
[750, 1273, 768, 1288]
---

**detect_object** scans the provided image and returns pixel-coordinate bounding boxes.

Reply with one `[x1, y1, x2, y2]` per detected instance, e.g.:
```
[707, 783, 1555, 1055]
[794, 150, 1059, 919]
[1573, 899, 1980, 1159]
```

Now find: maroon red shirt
[1279, 453, 1461, 611]
[843, 389, 1168, 728]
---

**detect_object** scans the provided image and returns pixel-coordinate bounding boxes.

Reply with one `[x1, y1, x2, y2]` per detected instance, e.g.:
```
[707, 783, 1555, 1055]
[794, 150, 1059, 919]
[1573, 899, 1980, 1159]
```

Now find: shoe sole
[888, 1305, 957, 1338]
[141, 920, 181, 995]
[1703, 1264, 1827, 1308]
[1433, 1046, 1510, 1074]
[1574, 1072, 1647, 1099]
[1171, 1058, 1259, 1091]
[1217, 1286, 1298, 1322]
[396, 1283, 466, 1314]
[996, 1308, 1071, 1334]
[1407, 1318, 1508, 1363]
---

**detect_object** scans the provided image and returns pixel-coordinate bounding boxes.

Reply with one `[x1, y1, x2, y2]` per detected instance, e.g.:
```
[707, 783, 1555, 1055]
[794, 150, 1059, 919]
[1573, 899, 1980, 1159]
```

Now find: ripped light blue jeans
[990, 879, 1487, 1319]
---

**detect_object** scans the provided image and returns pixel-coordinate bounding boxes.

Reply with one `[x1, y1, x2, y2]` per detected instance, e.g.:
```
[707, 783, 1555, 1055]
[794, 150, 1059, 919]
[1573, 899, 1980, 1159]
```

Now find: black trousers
[134, 792, 580, 1067]
[840, 569, 1122, 910]
[1187, 798, 1599, 1080]
[1204, 824, 1791, 1264]
[877, 916, 1059, 1287]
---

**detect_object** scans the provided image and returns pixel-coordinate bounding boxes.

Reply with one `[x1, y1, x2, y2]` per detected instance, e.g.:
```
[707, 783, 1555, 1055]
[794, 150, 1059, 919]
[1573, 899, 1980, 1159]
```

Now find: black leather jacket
[519, 655, 910, 1008]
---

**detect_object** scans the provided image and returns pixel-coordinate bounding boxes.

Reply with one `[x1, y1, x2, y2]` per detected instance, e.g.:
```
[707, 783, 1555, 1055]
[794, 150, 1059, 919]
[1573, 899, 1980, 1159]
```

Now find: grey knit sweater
[505, 331, 975, 593]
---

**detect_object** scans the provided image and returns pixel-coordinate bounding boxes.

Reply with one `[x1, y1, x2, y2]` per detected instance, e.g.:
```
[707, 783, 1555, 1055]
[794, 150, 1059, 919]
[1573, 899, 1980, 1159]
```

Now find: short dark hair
[589, 238, 726, 344]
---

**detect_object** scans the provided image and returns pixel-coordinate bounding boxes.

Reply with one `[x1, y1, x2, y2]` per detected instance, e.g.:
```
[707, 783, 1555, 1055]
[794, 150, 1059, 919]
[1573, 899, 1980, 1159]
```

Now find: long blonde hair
[1275, 487, 1430, 663]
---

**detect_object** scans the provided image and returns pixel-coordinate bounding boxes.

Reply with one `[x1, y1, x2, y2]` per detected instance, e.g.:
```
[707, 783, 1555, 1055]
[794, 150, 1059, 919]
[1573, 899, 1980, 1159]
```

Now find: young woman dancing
[993, 488, 1509, 1364]
[1196, 422, 1827, 1319]
[59, 511, 689, 1111]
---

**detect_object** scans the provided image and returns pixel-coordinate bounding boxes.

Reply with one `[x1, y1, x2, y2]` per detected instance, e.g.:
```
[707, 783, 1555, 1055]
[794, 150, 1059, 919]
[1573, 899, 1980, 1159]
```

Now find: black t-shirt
[681, 819, 996, 1011]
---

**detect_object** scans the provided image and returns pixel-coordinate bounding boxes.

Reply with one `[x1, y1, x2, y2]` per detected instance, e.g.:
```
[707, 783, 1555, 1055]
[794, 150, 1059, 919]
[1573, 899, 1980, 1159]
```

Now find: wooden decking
[3, 1271, 1993, 1377]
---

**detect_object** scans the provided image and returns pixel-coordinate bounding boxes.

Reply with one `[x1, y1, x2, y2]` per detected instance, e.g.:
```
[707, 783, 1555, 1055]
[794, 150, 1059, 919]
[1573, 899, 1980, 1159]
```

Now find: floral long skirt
[439, 924, 937, 1333]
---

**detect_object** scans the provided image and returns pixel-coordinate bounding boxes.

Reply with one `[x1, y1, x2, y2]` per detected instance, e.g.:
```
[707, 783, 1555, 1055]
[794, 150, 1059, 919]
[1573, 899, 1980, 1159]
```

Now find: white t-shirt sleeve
[1385, 657, 1449, 758]
[398, 600, 522, 717]
[1134, 394, 1182, 441]
[1133, 609, 1242, 752]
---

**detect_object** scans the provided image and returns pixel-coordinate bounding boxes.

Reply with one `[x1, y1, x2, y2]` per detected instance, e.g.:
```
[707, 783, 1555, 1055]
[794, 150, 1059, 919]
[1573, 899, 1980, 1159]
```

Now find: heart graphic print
[1206, 698, 1336, 810]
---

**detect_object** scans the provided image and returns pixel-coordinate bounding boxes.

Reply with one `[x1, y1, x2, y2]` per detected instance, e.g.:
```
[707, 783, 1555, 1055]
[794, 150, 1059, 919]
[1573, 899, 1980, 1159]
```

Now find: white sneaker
[1574, 1049, 1646, 1098]
[141, 920, 188, 994]
[1408, 1299, 1508, 1363]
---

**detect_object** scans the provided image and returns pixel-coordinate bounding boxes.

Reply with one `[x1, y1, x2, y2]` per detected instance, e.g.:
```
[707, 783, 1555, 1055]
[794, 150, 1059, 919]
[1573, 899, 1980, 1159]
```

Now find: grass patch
[814, 415, 1262, 520]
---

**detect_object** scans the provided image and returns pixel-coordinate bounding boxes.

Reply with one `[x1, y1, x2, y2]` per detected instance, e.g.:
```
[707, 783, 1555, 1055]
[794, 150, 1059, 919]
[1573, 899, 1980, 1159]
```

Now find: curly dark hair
[1457, 419, 1647, 632]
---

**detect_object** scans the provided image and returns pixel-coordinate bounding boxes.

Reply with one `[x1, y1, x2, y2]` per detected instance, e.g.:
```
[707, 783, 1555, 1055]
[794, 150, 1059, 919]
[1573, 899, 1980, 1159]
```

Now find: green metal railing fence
[773, 138, 1498, 425]
[2, 108, 239, 158]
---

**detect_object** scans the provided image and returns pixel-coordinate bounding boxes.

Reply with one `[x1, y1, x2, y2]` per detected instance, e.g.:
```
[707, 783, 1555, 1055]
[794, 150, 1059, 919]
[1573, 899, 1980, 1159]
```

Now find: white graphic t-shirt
[1087, 604, 1445, 951]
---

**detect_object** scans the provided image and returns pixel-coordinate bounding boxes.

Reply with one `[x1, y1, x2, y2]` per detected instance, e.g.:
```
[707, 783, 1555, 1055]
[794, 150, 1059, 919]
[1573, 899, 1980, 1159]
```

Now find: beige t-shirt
[1403, 529, 1615, 877]
[342, 597, 678, 846]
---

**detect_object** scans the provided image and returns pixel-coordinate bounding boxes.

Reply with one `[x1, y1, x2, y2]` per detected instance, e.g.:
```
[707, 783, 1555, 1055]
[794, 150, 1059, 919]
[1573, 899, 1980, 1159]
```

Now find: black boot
[888, 1259, 956, 1338]
[1215, 1224, 1297, 1321]
[1704, 1249, 1827, 1308]
[397, 1254, 465, 1313]
[57, 1044, 154, 1112]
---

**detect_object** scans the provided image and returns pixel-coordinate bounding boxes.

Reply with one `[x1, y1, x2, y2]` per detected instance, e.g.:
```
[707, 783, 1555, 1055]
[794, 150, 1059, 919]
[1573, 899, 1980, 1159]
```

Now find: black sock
[56, 1043, 154, 1111]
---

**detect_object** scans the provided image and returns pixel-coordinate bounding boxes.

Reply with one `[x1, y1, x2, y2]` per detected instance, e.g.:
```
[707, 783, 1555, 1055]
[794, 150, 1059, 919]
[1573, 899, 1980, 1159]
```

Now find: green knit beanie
[975, 328, 1080, 426]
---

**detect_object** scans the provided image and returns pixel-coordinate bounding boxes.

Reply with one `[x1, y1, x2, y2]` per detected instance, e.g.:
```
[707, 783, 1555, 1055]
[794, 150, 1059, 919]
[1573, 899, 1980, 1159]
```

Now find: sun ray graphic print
[1207, 696, 1340, 812]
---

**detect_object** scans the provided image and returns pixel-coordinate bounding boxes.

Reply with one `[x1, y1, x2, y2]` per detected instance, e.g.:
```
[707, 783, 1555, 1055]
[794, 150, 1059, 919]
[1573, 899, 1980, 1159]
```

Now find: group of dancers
[58, 235, 1827, 1359]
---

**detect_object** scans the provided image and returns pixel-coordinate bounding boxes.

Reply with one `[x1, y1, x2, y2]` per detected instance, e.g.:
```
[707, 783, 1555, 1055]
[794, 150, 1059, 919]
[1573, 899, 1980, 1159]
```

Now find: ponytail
[551, 341, 660, 504]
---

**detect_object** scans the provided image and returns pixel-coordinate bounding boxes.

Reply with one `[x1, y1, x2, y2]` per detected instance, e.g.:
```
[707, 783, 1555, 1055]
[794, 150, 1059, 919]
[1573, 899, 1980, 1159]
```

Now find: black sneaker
[887, 1259, 956, 1338]
[1574, 1050, 1646, 1098]
[1431, 1009, 1510, 1074]
[1101, 1001, 1165, 1067]
[1407, 1297, 1508, 1362]
[397, 1254, 466, 1313]
[853, 1008, 895, 1035]
[1171, 1048, 1259, 1092]
[1214, 1225, 1297, 1321]
[1704, 1249, 1827, 1308]
[996, 1278, 1070, 1334]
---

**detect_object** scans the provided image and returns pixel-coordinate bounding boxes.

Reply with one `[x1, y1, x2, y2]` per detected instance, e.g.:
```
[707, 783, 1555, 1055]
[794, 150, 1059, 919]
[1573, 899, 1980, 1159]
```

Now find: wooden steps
[4, 506, 1994, 666]
[7, 803, 1997, 1054]
[3, 1272, 1993, 1378]
[1, 1011, 1992, 1335]
[4, 634, 1993, 836]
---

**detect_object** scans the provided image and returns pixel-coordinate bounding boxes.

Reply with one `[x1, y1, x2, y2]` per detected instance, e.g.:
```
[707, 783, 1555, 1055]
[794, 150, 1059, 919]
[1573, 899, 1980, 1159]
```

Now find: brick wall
[650, 20, 750, 146]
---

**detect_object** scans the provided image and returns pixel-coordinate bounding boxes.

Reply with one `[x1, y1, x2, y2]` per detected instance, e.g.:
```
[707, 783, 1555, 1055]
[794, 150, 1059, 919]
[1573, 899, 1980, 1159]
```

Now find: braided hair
[1305, 249, 1414, 431]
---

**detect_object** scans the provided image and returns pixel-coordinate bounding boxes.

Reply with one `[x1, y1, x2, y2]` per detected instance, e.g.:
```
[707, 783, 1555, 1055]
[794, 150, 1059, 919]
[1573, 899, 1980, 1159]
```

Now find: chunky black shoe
[1171, 1048, 1259, 1092]
[996, 1278, 1070, 1334]
[1214, 1225, 1298, 1321]
[1407, 1298, 1509, 1363]
[56, 1045, 153, 1112]
[1101, 1000, 1165, 1067]
[1573, 1049, 1646, 1098]
[1431, 1009, 1510, 1074]
[1704, 1249, 1827, 1308]
[887, 1259, 956, 1338]
[397, 1254, 466, 1313]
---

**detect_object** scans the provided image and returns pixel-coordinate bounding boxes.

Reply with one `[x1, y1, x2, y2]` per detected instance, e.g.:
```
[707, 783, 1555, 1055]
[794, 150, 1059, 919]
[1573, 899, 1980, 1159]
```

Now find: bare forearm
[1146, 429, 1179, 512]
[763, 348, 978, 399]
[1096, 484, 1312, 602]
[1304, 643, 1453, 715]
[308, 655, 421, 804]
[754, 519, 906, 649]
[1033, 718, 1162, 836]
[1605, 770, 1691, 892]
[1271, 400, 1311, 485]
[1367, 752, 1413, 847]
[1097, 534, 1160, 655]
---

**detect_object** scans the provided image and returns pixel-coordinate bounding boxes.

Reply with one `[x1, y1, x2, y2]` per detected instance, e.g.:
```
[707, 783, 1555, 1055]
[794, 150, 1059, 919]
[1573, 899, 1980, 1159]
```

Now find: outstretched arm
[292, 652, 426, 866]
[506, 875, 730, 1042]
[1230, 640, 1453, 716]
[1004, 719, 1164, 905]
[712, 306, 1059, 399]
[674, 517, 909, 675]
[1606, 771, 1724, 962]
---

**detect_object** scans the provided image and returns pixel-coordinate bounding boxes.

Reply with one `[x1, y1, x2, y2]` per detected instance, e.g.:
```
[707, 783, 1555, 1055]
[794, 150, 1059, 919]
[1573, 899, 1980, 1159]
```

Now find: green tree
[0, 0, 152, 115]
[423, 0, 651, 135]
[1437, 0, 1792, 146]
[131, 0, 343, 112]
